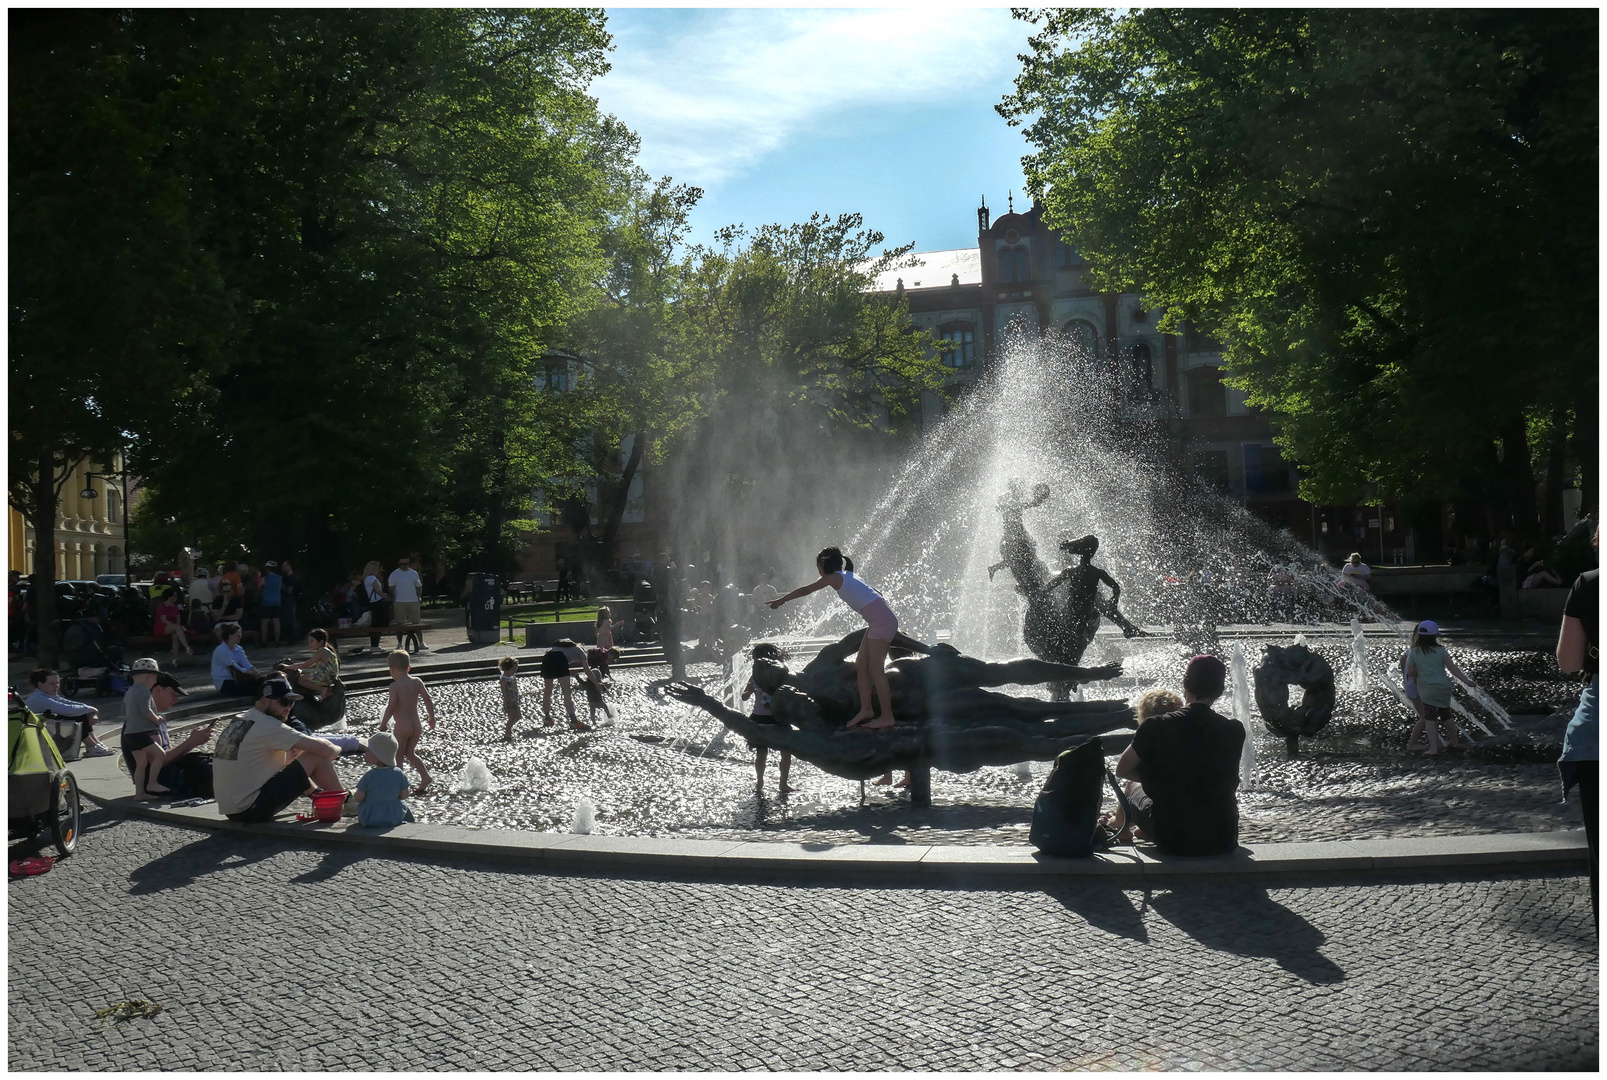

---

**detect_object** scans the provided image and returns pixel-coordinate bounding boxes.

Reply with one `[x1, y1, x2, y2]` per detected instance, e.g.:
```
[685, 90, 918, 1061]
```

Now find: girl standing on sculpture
[770, 547, 901, 729]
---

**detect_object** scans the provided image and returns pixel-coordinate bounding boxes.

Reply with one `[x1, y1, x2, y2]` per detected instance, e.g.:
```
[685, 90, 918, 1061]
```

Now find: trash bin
[465, 572, 502, 644]
[631, 578, 658, 642]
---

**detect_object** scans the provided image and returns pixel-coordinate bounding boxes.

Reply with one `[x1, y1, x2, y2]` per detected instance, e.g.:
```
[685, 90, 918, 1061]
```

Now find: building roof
[865, 247, 981, 293]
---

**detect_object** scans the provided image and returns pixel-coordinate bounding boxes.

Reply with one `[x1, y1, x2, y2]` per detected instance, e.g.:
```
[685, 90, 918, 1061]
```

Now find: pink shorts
[858, 598, 899, 643]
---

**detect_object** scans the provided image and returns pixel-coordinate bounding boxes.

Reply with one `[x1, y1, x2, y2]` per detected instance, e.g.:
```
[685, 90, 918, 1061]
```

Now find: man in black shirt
[1116, 653, 1244, 855]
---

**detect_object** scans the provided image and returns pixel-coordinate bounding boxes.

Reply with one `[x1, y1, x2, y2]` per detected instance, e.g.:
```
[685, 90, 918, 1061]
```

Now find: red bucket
[297, 789, 348, 824]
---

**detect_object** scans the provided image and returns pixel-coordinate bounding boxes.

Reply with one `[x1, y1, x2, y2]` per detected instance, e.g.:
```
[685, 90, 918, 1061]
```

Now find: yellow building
[8, 455, 128, 579]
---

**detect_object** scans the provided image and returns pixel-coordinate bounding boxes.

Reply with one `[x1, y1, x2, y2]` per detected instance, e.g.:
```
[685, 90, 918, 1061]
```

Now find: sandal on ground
[859, 717, 896, 731]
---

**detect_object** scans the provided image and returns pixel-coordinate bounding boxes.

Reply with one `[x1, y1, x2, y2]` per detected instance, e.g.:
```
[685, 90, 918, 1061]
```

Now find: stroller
[59, 616, 131, 698]
[8, 689, 81, 858]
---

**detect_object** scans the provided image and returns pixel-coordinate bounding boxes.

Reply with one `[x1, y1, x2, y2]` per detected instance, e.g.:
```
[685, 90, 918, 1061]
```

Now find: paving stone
[6, 809, 1598, 1070]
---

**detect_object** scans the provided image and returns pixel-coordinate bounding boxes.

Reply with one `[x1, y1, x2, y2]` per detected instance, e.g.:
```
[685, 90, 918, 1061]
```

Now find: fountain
[281, 325, 1580, 848]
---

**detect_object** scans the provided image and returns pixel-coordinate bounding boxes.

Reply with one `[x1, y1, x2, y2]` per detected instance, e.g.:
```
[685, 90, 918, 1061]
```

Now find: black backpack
[157, 752, 214, 800]
[1029, 738, 1107, 857]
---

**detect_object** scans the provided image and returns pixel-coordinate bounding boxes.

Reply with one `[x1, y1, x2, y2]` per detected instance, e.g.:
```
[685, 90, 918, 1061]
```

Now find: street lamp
[78, 471, 119, 500]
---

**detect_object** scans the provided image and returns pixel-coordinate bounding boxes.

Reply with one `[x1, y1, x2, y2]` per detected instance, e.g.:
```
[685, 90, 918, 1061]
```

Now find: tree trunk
[1541, 408, 1568, 540]
[1569, 402, 1598, 522]
[597, 432, 645, 570]
[27, 447, 63, 668]
[1497, 417, 1540, 542]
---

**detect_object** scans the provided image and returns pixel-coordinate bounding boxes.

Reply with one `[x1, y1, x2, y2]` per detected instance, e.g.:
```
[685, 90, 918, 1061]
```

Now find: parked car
[95, 574, 127, 587]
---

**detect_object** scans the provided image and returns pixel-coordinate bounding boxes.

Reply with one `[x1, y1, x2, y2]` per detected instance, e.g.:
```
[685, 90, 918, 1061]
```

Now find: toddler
[742, 643, 794, 796]
[499, 655, 521, 742]
[350, 731, 414, 827]
[592, 606, 625, 679]
[1100, 688, 1184, 841]
[380, 649, 437, 794]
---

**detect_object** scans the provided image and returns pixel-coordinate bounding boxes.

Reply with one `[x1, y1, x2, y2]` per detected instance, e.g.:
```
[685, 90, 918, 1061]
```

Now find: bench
[125, 629, 258, 651]
[319, 623, 428, 652]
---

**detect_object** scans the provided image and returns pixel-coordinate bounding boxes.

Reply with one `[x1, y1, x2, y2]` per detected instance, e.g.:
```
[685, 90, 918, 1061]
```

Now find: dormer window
[544, 363, 572, 393]
[999, 246, 1029, 283]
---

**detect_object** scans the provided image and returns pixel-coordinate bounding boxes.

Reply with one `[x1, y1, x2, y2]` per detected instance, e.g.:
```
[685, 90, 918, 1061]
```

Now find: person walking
[387, 554, 424, 649]
[280, 560, 300, 643]
[258, 561, 284, 647]
[362, 559, 388, 650]
[1556, 528, 1598, 920]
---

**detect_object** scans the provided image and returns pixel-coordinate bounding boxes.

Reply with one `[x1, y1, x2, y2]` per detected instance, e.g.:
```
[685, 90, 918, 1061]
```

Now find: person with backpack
[1556, 527, 1598, 919]
[362, 559, 388, 650]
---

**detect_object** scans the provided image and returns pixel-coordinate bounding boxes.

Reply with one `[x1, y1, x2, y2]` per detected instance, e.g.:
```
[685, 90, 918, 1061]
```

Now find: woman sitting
[278, 628, 339, 700]
[153, 587, 192, 667]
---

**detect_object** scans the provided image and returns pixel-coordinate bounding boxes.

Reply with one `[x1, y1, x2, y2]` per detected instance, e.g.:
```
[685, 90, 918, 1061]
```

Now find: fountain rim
[69, 692, 1586, 885]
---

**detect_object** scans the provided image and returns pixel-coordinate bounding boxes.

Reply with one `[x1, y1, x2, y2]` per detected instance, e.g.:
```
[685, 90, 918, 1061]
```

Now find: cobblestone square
[7, 809, 1597, 1071]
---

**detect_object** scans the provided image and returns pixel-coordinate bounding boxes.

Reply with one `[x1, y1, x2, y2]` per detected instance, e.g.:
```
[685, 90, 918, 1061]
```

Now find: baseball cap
[259, 676, 303, 702]
[153, 672, 189, 695]
[1416, 619, 1441, 635]
[367, 731, 399, 767]
[130, 657, 161, 674]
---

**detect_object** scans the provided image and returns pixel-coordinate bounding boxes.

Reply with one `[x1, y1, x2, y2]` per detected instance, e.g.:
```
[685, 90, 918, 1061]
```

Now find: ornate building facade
[8, 455, 129, 579]
[871, 197, 1319, 547]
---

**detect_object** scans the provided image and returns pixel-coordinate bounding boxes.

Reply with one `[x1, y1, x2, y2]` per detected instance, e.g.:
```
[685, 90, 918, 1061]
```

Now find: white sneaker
[84, 744, 113, 758]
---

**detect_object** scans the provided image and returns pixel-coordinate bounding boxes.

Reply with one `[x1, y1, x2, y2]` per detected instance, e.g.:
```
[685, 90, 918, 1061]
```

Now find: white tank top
[835, 570, 884, 612]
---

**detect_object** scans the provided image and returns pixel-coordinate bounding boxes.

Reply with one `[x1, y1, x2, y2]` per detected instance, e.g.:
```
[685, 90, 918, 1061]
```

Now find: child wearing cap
[498, 656, 521, 742]
[122, 658, 170, 801]
[1404, 620, 1476, 756]
[350, 731, 413, 828]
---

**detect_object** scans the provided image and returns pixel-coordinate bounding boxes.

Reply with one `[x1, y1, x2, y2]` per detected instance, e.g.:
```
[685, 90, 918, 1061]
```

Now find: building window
[1056, 241, 1077, 268]
[106, 490, 120, 525]
[544, 364, 571, 393]
[1126, 343, 1156, 401]
[1244, 443, 1292, 493]
[1063, 319, 1099, 361]
[938, 325, 975, 368]
[1187, 366, 1227, 416]
[999, 246, 1029, 283]
[1193, 450, 1231, 493]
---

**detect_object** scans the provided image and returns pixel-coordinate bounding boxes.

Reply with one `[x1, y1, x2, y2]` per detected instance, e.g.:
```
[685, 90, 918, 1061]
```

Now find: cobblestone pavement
[8, 812, 1597, 1071]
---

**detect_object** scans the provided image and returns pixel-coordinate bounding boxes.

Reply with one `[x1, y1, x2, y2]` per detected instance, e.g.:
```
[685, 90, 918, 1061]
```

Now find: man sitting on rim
[212, 677, 342, 823]
[1114, 653, 1245, 856]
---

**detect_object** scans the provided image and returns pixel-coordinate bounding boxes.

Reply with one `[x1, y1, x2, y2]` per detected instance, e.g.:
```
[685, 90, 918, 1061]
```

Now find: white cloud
[593, 8, 1027, 187]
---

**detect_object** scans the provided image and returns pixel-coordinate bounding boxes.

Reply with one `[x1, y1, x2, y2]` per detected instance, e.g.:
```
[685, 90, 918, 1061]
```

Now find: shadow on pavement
[128, 831, 286, 895]
[1041, 879, 1151, 943]
[289, 844, 371, 884]
[1147, 883, 1346, 983]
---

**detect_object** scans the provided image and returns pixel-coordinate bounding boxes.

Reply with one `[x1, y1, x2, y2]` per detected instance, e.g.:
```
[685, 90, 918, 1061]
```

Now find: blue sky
[591, 7, 1037, 255]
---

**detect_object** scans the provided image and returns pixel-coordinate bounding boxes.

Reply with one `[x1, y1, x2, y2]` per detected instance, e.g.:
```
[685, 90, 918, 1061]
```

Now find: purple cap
[1416, 620, 1440, 635]
[1184, 654, 1227, 692]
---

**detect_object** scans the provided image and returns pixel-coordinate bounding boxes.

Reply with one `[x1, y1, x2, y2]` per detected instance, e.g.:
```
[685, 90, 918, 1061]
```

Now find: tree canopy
[1000, 8, 1597, 538]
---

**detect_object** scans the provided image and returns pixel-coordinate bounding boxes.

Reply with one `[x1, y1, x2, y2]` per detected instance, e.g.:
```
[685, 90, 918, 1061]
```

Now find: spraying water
[1229, 642, 1256, 788]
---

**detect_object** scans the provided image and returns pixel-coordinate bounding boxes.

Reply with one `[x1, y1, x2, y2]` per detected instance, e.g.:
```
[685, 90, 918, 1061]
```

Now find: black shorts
[258, 605, 281, 619]
[122, 729, 158, 754]
[226, 761, 311, 824]
[541, 651, 571, 678]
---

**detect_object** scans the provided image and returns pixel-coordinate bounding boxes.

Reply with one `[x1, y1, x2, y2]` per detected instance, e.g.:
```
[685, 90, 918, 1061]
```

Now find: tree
[117, 9, 634, 587]
[9, 10, 230, 663]
[655, 213, 948, 571]
[1000, 8, 1598, 541]
[548, 172, 704, 586]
